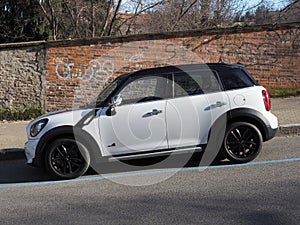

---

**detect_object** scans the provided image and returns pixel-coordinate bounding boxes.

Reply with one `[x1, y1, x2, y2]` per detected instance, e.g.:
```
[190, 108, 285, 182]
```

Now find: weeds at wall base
[267, 87, 300, 98]
[0, 107, 44, 121]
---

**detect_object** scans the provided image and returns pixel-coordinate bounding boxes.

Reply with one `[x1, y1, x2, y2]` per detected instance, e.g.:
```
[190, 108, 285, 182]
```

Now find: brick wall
[0, 23, 299, 112]
[45, 23, 300, 111]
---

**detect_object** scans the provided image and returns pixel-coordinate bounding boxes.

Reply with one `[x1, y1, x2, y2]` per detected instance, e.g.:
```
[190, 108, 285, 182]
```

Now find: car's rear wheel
[222, 122, 262, 163]
[45, 138, 90, 179]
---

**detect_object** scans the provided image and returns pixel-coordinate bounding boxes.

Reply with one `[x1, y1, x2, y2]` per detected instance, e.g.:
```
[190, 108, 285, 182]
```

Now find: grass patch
[0, 107, 44, 121]
[267, 87, 300, 98]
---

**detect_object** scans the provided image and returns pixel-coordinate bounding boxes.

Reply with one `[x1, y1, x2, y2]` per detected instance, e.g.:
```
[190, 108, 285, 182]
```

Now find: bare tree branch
[107, 0, 123, 36]
[115, 0, 165, 35]
[171, 0, 198, 31]
[100, 0, 114, 37]
[280, 0, 300, 12]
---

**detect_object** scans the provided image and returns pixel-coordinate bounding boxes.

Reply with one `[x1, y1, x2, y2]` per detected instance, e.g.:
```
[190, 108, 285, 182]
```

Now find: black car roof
[118, 63, 245, 79]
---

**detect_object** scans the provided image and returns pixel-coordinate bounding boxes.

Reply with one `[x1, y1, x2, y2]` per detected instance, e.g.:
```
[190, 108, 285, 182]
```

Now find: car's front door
[98, 74, 171, 156]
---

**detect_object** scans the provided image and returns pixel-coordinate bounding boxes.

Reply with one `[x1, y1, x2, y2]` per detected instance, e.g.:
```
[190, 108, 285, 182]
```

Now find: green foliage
[0, 0, 113, 43]
[268, 87, 300, 98]
[0, 107, 44, 121]
[0, 0, 47, 43]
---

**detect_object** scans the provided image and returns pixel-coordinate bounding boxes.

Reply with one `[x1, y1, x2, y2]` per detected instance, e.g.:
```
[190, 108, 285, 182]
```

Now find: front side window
[118, 75, 170, 105]
[85, 76, 125, 107]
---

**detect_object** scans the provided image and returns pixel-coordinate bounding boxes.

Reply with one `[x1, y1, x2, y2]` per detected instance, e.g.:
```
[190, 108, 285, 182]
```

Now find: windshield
[85, 76, 125, 108]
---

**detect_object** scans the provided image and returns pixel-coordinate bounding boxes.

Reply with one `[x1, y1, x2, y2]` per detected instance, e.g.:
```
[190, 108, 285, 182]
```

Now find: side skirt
[108, 145, 204, 162]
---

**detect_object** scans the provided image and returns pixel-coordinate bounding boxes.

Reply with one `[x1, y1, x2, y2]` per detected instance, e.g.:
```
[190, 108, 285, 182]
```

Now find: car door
[98, 74, 171, 156]
[166, 69, 229, 148]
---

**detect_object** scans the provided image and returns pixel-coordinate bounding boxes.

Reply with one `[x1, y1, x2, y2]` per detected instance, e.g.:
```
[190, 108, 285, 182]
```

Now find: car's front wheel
[222, 122, 262, 163]
[45, 138, 90, 179]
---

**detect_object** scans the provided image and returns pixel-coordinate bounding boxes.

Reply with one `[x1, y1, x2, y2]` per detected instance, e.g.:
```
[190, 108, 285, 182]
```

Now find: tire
[213, 151, 227, 162]
[222, 122, 262, 163]
[45, 138, 90, 179]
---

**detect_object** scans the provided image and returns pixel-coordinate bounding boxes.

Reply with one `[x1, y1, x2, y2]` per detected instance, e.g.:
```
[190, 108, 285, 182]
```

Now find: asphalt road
[0, 136, 299, 225]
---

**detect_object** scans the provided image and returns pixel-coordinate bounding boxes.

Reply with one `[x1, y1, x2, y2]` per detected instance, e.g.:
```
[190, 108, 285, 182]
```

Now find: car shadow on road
[86, 152, 234, 179]
[0, 159, 56, 184]
[0, 148, 25, 161]
[0, 152, 233, 184]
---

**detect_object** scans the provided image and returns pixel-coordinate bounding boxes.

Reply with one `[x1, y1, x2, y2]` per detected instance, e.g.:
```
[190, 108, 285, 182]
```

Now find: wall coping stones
[0, 22, 299, 49]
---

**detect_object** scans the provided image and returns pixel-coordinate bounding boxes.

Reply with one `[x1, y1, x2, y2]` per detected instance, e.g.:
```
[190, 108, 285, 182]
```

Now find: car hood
[26, 107, 102, 138]
[43, 108, 78, 117]
[30, 107, 101, 127]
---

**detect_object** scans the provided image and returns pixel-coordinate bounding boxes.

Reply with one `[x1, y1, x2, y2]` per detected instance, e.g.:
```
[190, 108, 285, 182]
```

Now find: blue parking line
[1, 157, 300, 189]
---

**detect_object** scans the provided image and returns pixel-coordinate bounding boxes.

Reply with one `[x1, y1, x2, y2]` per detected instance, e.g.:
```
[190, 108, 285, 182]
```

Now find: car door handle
[215, 101, 226, 107]
[143, 109, 162, 118]
[151, 109, 162, 115]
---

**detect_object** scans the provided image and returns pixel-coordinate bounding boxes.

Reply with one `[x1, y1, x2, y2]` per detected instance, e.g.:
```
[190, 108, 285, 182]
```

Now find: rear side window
[173, 70, 222, 97]
[218, 68, 255, 90]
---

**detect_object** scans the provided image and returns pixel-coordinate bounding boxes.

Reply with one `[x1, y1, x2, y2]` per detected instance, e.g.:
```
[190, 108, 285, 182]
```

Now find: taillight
[262, 90, 271, 111]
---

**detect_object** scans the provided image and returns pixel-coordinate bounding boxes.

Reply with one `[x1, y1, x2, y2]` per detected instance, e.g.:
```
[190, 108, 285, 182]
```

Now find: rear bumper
[263, 111, 278, 141]
[264, 126, 277, 141]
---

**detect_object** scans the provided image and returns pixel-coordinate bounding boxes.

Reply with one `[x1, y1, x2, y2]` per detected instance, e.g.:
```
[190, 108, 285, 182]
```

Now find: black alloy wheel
[222, 122, 262, 163]
[45, 138, 90, 179]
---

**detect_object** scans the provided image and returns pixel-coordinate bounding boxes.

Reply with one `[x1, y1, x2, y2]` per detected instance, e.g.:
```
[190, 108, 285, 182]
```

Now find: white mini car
[25, 63, 278, 179]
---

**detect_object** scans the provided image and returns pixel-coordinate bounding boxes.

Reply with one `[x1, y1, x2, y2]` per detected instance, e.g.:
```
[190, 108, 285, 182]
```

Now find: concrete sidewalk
[271, 96, 300, 136]
[0, 121, 28, 161]
[0, 96, 299, 161]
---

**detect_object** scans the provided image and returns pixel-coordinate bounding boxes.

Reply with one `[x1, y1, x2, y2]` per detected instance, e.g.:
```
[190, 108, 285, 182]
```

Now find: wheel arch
[227, 108, 270, 142]
[34, 126, 102, 168]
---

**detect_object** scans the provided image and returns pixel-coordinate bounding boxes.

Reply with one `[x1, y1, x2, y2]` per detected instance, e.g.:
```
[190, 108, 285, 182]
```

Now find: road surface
[0, 136, 299, 225]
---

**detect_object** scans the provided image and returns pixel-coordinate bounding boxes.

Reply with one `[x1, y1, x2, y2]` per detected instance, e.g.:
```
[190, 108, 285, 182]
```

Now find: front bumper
[24, 139, 39, 165]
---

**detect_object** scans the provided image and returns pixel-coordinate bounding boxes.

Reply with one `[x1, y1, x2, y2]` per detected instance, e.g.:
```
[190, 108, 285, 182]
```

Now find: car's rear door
[166, 69, 229, 148]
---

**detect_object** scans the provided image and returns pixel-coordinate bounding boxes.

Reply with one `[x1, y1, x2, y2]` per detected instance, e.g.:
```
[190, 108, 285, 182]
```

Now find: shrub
[0, 107, 44, 121]
[266, 87, 300, 98]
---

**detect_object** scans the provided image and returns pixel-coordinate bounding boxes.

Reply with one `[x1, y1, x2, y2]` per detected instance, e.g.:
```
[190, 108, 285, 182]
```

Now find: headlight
[30, 119, 48, 137]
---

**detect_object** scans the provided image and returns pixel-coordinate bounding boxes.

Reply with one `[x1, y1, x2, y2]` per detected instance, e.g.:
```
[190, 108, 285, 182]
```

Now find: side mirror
[111, 94, 123, 107]
[107, 94, 122, 116]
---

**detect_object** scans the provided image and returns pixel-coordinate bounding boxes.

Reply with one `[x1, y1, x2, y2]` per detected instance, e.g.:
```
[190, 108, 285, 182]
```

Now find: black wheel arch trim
[33, 126, 102, 168]
[226, 108, 277, 141]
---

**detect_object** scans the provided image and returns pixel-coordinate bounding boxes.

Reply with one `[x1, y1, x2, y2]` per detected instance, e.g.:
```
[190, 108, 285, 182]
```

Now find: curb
[276, 124, 300, 137]
[0, 124, 299, 161]
[0, 149, 25, 161]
